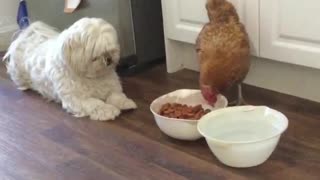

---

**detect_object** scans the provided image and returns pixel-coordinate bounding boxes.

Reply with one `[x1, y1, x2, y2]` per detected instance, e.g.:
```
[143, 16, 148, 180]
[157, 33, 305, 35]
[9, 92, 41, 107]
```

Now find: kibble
[159, 103, 211, 120]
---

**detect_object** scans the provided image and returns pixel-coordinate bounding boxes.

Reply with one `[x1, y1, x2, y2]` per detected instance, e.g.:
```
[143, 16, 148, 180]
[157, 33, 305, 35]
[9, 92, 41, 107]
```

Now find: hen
[196, 0, 250, 105]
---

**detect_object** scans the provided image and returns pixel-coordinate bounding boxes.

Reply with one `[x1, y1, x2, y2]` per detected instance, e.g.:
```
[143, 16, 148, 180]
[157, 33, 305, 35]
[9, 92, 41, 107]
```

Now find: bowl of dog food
[150, 89, 228, 140]
[197, 105, 288, 167]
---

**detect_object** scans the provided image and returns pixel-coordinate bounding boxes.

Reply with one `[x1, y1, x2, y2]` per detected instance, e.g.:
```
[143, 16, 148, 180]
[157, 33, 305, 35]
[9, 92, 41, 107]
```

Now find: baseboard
[117, 56, 165, 76]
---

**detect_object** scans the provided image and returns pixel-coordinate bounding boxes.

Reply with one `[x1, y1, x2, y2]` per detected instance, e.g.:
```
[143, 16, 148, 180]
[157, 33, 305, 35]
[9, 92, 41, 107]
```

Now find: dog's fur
[3, 17, 137, 121]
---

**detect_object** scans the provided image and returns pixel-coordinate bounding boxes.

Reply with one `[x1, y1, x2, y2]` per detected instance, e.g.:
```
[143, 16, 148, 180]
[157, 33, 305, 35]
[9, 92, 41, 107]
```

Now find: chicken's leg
[228, 84, 247, 106]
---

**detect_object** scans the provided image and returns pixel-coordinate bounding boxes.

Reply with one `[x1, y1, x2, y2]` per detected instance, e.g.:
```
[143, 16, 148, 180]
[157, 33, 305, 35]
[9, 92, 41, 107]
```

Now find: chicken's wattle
[201, 85, 218, 105]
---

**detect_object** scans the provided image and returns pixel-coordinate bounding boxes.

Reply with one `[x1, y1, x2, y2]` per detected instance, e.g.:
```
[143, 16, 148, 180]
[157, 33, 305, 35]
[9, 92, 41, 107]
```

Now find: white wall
[0, 0, 19, 51]
[165, 39, 320, 103]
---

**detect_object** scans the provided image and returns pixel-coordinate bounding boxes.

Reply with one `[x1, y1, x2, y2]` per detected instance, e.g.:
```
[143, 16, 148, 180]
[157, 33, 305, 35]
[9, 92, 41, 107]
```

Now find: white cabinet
[162, 0, 208, 44]
[162, 0, 260, 56]
[260, 0, 320, 69]
[162, 0, 320, 71]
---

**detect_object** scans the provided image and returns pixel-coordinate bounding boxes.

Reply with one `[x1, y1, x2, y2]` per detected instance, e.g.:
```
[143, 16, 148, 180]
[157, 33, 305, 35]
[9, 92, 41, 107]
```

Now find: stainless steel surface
[131, 0, 165, 63]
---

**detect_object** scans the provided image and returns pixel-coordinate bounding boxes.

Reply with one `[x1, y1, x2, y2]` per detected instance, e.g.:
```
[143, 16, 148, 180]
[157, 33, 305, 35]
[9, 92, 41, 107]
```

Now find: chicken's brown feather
[197, 0, 250, 95]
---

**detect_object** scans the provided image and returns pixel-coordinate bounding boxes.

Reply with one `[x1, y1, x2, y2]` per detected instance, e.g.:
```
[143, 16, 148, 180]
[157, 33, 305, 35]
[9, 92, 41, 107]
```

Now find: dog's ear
[109, 47, 120, 64]
[58, 31, 87, 73]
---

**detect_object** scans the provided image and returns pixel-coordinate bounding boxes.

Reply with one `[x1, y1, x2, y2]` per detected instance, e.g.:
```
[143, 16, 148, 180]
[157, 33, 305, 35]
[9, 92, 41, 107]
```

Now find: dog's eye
[106, 57, 112, 65]
[92, 57, 99, 62]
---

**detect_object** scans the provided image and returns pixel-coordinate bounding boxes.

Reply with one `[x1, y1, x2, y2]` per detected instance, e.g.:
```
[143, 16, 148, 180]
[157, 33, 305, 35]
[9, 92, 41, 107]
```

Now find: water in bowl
[206, 116, 280, 142]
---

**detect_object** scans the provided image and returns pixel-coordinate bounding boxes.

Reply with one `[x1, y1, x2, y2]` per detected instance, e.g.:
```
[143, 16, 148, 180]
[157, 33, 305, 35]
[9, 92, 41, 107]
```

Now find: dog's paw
[90, 104, 120, 121]
[119, 98, 137, 110]
[106, 93, 137, 110]
[17, 86, 29, 91]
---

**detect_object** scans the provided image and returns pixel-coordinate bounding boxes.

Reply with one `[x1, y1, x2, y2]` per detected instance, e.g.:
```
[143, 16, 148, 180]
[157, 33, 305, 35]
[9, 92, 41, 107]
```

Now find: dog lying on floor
[3, 17, 137, 121]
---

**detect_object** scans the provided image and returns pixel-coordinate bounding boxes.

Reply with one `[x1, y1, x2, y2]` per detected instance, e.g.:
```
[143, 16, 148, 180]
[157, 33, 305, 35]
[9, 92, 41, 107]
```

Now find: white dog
[3, 17, 137, 121]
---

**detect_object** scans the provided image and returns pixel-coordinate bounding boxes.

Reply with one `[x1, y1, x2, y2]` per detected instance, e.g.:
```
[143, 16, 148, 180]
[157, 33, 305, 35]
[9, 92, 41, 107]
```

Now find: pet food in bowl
[159, 103, 211, 120]
[150, 89, 228, 140]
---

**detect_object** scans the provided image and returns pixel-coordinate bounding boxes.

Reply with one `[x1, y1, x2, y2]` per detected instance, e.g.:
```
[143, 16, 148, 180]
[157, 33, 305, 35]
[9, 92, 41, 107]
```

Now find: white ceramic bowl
[150, 89, 228, 141]
[198, 106, 288, 168]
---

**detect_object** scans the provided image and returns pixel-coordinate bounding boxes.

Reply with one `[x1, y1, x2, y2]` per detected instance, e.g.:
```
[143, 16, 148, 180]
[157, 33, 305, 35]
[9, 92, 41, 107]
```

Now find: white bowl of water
[197, 106, 288, 168]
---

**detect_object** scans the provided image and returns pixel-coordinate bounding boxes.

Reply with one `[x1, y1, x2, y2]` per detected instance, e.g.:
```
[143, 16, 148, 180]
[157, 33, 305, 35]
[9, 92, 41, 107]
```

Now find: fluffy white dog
[3, 17, 137, 121]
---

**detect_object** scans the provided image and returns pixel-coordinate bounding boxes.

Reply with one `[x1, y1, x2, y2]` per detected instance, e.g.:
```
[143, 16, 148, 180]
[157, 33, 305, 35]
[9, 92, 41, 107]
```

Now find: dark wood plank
[0, 60, 319, 180]
[43, 123, 191, 180]
[43, 121, 245, 180]
[0, 135, 61, 180]
[0, 105, 126, 180]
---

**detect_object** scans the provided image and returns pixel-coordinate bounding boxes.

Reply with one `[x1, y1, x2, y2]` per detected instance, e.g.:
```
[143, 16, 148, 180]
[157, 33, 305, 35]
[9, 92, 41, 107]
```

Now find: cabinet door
[260, 0, 320, 69]
[162, 0, 259, 55]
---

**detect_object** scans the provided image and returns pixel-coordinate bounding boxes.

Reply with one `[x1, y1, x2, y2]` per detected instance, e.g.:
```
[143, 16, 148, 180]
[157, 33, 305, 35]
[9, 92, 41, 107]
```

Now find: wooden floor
[0, 60, 319, 180]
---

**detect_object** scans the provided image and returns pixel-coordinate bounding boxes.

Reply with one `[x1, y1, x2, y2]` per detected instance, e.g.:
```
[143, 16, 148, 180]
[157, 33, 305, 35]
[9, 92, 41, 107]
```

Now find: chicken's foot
[228, 84, 247, 106]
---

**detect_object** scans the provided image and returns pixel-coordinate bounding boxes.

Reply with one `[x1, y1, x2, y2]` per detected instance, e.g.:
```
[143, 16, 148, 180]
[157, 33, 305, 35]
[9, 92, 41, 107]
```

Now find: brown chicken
[196, 0, 250, 105]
